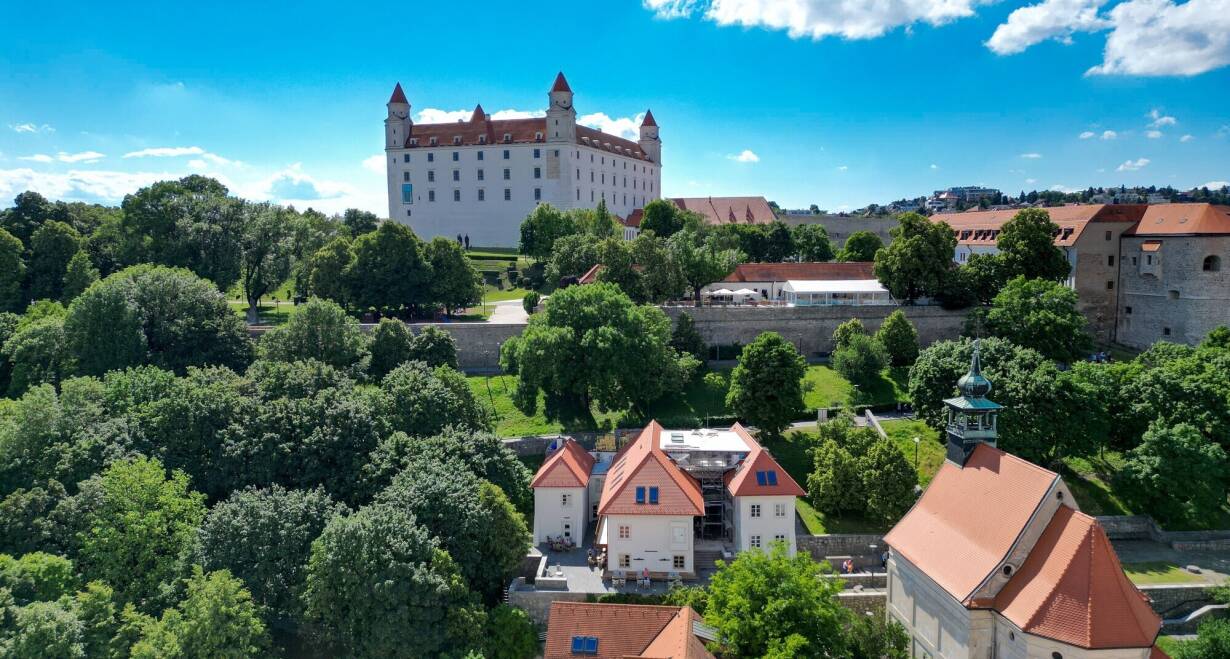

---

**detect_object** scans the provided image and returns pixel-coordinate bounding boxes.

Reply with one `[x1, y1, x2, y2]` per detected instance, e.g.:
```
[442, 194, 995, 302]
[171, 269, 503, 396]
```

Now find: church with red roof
[883, 344, 1167, 658]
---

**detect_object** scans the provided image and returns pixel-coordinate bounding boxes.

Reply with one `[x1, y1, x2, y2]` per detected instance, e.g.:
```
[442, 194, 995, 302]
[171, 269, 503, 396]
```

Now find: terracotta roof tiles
[598, 422, 704, 517]
[723, 261, 874, 283]
[544, 602, 713, 659]
[934, 205, 1146, 247]
[1126, 203, 1230, 236]
[670, 197, 776, 226]
[532, 439, 595, 488]
[388, 83, 408, 105]
[642, 109, 657, 127]
[551, 72, 572, 93]
[724, 424, 806, 497]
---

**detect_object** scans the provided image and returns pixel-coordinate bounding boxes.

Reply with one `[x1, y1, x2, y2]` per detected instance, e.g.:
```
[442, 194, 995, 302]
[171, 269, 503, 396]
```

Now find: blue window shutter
[767, 471, 778, 486]
[649, 486, 659, 504]
[635, 486, 645, 504]
[584, 637, 599, 653]
[571, 636, 584, 652]
[755, 471, 767, 486]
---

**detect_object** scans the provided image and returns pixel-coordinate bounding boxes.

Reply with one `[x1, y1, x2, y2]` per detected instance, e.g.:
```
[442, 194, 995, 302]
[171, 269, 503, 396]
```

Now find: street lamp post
[913, 436, 920, 471]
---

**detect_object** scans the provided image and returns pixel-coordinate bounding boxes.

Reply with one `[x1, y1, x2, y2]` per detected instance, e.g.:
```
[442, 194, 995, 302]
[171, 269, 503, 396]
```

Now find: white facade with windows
[730, 494, 797, 555]
[384, 74, 661, 247]
[600, 514, 695, 576]
[533, 485, 588, 545]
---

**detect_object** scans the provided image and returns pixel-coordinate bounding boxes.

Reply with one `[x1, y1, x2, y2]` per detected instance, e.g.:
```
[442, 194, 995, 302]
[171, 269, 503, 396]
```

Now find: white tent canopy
[782, 279, 893, 306]
[782, 279, 888, 294]
[704, 288, 735, 296]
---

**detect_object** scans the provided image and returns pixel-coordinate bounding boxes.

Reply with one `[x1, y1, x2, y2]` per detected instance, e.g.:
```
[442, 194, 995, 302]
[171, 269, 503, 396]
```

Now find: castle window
[403, 172, 409, 182]
[477, 151, 484, 160]
[1106, 280, 1114, 290]
[452, 137, 461, 146]
[503, 133, 511, 143]
[429, 137, 437, 146]
[534, 132, 543, 141]
[453, 190, 460, 202]
[673, 555, 685, 569]
[750, 535, 761, 548]
[533, 148, 541, 158]
[427, 152, 434, 162]
[428, 190, 435, 202]
[452, 151, 459, 161]
[1107, 255, 1115, 266]
[534, 167, 541, 179]
[534, 188, 541, 201]
[503, 149, 510, 160]
[427, 171, 435, 182]
[576, 189, 580, 200]
[409, 138, 418, 146]
[503, 169, 510, 180]
[1105, 230, 1112, 241]
[1125, 306, 1132, 315]
[477, 189, 484, 202]
[504, 188, 511, 201]
[477, 169, 484, 181]
[1164, 327, 1171, 336]
[1204, 255, 1221, 272]
[403, 154, 410, 163]
[406, 209, 411, 217]
[452, 170, 459, 182]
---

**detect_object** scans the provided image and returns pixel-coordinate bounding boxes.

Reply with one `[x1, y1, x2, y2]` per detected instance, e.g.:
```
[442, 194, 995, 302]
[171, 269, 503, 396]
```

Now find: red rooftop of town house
[532, 438, 596, 488]
[670, 196, 777, 226]
[598, 421, 704, 517]
[1125, 203, 1230, 236]
[723, 424, 806, 497]
[544, 602, 714, 659]
[933, 204, 1147, 247]
[722, 261, 875, 283]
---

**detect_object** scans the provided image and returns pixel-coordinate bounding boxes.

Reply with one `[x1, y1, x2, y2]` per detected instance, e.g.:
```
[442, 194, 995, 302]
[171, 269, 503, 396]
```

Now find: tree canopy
[874, 213, 956, 303]
[837, 230, 883, 262]
[996, 208, 1070, 282]
[986, 276, 1090, 362]
[726, 332, 805, 438]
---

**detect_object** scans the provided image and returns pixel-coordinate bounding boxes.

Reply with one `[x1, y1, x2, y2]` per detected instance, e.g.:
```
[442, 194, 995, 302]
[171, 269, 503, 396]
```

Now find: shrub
[521, 291, 540, 315]
[831, 334, 887, 386]
[875, 310, 918, 367]
[831, 318, 865, 351]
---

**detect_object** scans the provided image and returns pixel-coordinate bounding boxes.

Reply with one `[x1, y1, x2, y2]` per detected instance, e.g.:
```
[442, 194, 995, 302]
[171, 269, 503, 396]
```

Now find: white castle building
[383, 73, 662, 247]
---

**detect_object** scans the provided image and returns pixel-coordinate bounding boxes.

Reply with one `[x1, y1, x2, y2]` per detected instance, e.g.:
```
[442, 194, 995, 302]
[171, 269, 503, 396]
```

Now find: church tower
[546, 72, 576, 143]
[943, 340, 1002, 466]
[385, 83, 412, 150]
[638, 110, 661, 164]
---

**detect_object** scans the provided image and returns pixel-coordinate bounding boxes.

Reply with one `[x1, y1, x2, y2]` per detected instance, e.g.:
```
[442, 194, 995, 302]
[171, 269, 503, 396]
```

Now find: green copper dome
[957, 341, 992, 398]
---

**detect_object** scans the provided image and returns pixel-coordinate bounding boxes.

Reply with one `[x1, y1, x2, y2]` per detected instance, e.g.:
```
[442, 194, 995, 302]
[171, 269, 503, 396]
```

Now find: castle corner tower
[638, 109, 661, 165]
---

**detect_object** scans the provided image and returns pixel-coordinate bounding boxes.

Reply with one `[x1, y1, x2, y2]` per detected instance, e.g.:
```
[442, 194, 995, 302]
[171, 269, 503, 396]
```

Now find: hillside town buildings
[884, 346, 1165, 658]
[383, 73, 661, 247]
[531, 422, 803, 580]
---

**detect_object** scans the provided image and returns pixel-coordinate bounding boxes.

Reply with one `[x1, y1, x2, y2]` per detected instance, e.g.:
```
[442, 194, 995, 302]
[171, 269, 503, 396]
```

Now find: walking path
[486, 299, 529, 324]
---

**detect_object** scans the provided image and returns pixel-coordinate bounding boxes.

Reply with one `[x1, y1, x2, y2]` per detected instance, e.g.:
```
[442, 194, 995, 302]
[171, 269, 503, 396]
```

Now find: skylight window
[755, 470, 779, 486]
[571, 636, 598, 654]
[767, 471, 778, 486]
[649, 486, 659, 504]
[635, 486, 646, 504]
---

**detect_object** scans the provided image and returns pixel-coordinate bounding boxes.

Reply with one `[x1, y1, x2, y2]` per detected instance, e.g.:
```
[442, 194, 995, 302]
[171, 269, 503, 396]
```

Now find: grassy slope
[1121, 561, 1208, 585]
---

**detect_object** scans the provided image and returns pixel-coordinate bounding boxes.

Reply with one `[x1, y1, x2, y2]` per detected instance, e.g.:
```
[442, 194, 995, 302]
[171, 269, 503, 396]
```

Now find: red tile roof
[642, 109, 657, 127]
[1151, 645, 1171, 659]
[598, 422, 704, 516]
[388, 83, 407, 105]
[552, 72, 572, 93]
[724, 424, 806, 497]
[1126, 203, 1230, 236]
[723, 261, 874, 283]
[470, 104, 485, 123]
[544, 602, 714, 659]
[625, 208, 644, 228]
[577, 264, 603, 285]
[884, 444, 1059, 604]
[934, 205, 1146, 247]
[532, 439, 595, 488]
[994, 506, 1161, 649]
[670, 197, 777, 226]
[576, 124, 650, 160]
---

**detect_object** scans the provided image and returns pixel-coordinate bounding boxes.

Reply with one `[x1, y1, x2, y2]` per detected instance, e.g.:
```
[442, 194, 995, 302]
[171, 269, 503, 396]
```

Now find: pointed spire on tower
[470, 104, 486, 122]
[943, 338, 1002, 467]
[641, 109, 657, 127]
[958, 339, 993, 399]
[388, 82, 408, 105]
[551, 72, 572, 93]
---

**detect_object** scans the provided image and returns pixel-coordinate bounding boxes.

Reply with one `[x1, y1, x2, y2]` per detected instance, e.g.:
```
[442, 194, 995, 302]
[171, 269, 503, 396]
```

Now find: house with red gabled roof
[543, 602, 716, 659]
[883, 343, 1168, 658]
[530, 421, 803, 581]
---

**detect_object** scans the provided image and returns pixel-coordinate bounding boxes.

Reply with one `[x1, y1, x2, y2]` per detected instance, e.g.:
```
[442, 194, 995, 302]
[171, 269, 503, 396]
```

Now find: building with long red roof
[383, 73, 661, 247]
[883, 345, 1167, 658]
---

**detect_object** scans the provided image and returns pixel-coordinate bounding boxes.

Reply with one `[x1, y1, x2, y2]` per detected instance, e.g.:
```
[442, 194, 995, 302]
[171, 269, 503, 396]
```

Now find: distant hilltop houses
[383, 72, 661, 247]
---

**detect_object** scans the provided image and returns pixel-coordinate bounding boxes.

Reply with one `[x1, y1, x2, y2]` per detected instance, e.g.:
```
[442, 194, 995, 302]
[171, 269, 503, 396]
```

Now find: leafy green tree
[2, 191, 55, 246]
[500, 283, 696, 425]
[257, 297, 368, 371]
[1202, 325, 1230, 350]
[0, 481, 70, 556]
[832, 334, 888, 386]
[64, 264, 253, 377]
[60, 251, 98, 303]
[368, 318, 415, 380]
[670, 312, 707, 362]
[875, 310, 919, 366]
[195, 486, 347, 622]
[518, 204, 577, 260]
[848, 615, 909, 659]
[807, 440, 862, 517]
[832, 317, 865, 351]
[630, 233, 686, 303]
[726, 332, 805, 438]
[244, 357, 348, 401]
[837, 230, 884, 262]
[1119, 345, 1230, 448]
[874, 213, 956, 302]
[306, 236, 354, 305]
[289, 209, 344, 298]
[378, 361, 491, 436]
[426, 237, 482, 314]
[0, 552, 78, 603]
[762, 221, 796, 263]
[238, 203, 294, 324]
[964, 252, 1009, 304]
[2, 317, 69, 395]
[0, 228, 25, 312]
[668, 230, 741, 307]
[342, 208, 380, 237]
[361, 428, 532, 514]
[638, 198, 686, 239]
[27, 221, 82, 301]
[129, 567, 270, 658]
[594, 237, 642, 301]
[997, 208, 1070, 282]
[3, 599, 87, 658]
[1173, 618, 1230, 659]
[521, 291, 540, 315]
[483, 605, 538, 659]
[117, 176, 244, 292]
[860, 439, 916, 522]
[304, 503, 484, 658]
[346, 222, 431, 313]
[76, 457, 206, 612]
[705, 544, 851, 658]
[987, 276, 1090, 362]
[543, 233, 600, 286]
[1119, 422, 1229, 527]
[792, 223, 835, 261]
[410, 325, 459, 369]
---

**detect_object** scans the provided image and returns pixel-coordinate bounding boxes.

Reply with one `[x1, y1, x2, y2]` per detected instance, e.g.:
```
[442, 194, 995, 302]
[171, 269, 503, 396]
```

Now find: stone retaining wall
[662, 305, 968, 358]
[506, 581, 590, 625]
[797, 534, 887, 563]
[1141, 584, 1221, 618]
[838, 591, 887, 616]
[1098, 515, 1230, 550]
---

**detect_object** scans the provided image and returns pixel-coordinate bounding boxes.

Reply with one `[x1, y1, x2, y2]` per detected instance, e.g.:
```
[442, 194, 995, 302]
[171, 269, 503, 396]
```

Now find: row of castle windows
[398, 149, 655, 176]
[418, 188, 542, 203]
[403, 167, 652, 193]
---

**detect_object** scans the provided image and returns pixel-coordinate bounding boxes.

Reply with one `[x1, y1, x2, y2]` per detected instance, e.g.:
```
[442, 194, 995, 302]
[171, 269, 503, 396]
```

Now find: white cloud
[1088, 0, 1230, 76]
[1147, 108, 1177, 127]
[1020, 152, 1043, 159]
[20, 151, 105, 164]
[415, 107, 547, 125]
[9, 123, 54, 134]
[1116, 157, 1150, 171]
[643, 0, 988, 40]
[1145, 129, 1163, 138]
[362, 154, 386, 173]
[1101, 130, 1118, 139]
[1180, 134, 1194, 142]
[491, 109, 546, 120]
[1026, 177, 1038, 183]
[1079, 130, 1096, 139]
[577, 112, 645, 140]
[929, 163, 939, 170]
[986, 0, 1108, 55]
[1050, 184, 1080, 192]
[727, 149, 760, 163]
[1200, 180, 1229, 189]
[0, 168, 178, 203]
[123, 146, 205, 158]
[837, 165, 849, 171]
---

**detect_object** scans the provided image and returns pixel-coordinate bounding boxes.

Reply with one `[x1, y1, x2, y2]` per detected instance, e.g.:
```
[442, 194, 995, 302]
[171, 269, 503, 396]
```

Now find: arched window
[1204, 255, 1222, 272]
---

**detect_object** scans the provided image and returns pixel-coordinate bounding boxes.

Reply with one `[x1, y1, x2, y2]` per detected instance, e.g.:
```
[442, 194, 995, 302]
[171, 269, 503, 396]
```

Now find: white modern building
[383, 73, 662, 247]
[701, 262, 893, 306]
[530, 422, 804, 579]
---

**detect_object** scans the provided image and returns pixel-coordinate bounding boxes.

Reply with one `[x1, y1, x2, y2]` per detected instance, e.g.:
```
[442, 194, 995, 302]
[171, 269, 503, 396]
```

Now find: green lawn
[482, 286, 533, 303]
[881, 419, 946, 488]
[470, 375, 563, 437]
[802, 365, 909, 410]
[1122, 561, 1209, 585]
[1155, 636, 1185, 657]
[228, 301, 293, 326]
[1061, 452, 1230, 531]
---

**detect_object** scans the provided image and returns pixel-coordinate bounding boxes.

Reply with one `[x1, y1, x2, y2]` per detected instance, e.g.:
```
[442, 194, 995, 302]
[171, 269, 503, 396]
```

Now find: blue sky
[2, 0, 1227, 215]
